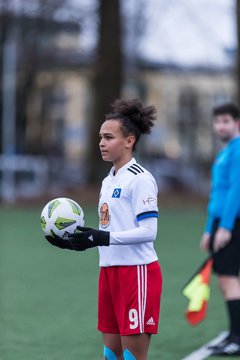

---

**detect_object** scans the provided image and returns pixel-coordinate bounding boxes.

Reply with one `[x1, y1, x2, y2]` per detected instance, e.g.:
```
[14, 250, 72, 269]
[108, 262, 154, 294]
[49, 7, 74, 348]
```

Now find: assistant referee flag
[182, 258, 213, 326]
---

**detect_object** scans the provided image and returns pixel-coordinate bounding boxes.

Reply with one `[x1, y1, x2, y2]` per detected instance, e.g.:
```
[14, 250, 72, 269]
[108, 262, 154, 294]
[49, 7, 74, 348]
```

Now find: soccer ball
[40, 197, 84, 239]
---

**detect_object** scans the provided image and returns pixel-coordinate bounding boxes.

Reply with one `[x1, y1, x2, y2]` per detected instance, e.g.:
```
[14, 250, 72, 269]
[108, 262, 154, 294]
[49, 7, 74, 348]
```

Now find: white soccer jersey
[98, 158, 159, 266]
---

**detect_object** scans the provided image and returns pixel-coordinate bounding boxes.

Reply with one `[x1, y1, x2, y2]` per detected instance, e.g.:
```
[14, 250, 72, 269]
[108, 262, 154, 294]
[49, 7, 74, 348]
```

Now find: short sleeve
[130, 173, 159, 222]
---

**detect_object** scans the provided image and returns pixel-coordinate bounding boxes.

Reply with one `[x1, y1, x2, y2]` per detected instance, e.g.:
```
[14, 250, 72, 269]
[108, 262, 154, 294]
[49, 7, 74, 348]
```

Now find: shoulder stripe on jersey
[127, 167, 138, 175]
[137, 211, 159, 221]
[127, 164, 145, 175]
[131, 164, 144, 173]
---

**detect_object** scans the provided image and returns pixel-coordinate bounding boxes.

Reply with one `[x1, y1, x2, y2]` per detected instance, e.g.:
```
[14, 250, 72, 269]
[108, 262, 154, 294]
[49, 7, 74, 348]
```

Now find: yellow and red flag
[182, 258, 213, 326]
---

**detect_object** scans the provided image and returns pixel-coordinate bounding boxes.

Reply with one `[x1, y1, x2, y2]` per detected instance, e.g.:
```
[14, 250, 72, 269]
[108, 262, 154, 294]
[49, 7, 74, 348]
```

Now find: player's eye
[102, 134, 113, 140]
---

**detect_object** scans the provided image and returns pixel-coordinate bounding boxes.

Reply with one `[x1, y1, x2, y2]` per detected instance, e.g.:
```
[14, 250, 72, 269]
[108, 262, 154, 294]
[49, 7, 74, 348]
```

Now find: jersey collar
[110, 158, 137, 177]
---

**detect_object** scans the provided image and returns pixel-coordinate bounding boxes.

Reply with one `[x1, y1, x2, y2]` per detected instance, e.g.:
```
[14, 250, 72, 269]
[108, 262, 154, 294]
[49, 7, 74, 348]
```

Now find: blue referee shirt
[205, 136, 240, 233]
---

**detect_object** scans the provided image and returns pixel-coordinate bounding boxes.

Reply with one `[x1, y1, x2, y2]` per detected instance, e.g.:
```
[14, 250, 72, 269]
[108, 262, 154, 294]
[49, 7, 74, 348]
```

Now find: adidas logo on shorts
[146, 317, 155, 325]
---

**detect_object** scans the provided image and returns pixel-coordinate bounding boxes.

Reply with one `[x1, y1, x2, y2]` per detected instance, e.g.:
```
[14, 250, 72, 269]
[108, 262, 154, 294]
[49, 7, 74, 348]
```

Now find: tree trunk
[87, 0, 123, 184]
[0, 14, 9, 153]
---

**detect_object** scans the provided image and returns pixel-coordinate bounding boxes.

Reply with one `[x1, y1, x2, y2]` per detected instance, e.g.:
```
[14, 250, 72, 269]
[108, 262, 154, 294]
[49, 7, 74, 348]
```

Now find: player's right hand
[200, 232, 210, 251]
[213, 227, 231, 252]
[67, 226, 110, 251]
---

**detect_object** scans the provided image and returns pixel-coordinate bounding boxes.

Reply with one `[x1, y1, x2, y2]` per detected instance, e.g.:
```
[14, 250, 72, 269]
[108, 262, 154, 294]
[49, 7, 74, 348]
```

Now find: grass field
[0, 204, 228, 359]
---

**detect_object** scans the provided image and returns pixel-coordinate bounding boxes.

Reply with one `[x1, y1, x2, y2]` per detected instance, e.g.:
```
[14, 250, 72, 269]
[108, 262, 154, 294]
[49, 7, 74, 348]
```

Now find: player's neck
[113, 155, 133, 175]
[227, 133, 240, 144]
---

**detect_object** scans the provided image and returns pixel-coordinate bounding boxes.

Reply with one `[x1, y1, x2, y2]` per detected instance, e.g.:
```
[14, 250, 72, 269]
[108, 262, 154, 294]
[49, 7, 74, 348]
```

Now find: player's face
[99, 120, 135, 167]
[213, 114, 240, 143]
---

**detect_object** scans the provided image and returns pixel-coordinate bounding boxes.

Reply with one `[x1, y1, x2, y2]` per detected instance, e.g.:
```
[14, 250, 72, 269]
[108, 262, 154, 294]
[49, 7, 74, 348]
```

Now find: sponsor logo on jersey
[112, 188, 122, 198]
[100, 202, 110, 228]
[143, 197, 157, 205]
[146, 317, 155, 326]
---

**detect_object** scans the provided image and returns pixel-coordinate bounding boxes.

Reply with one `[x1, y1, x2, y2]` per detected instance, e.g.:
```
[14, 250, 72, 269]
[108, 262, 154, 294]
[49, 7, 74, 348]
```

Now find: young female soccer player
[46, 98, 162, 360]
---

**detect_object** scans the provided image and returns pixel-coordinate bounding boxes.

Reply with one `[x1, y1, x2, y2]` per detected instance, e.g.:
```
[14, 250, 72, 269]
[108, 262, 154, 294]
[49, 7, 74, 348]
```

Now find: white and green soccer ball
[40, 197, 84, 239]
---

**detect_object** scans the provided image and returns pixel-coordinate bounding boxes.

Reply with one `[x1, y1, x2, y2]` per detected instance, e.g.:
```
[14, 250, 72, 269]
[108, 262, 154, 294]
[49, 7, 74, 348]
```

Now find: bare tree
[87, 0, 123, 183]
[0, 0, 81, 154]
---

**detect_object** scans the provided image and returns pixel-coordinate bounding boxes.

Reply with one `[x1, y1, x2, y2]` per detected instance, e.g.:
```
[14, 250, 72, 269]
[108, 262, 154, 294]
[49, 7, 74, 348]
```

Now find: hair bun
[110, 98, 156, 134]
[111, 98, 143, 117]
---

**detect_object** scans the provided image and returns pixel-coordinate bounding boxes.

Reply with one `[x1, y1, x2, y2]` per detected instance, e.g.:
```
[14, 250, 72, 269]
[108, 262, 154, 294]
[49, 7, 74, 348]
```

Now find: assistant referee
[200, 102, 240, 356]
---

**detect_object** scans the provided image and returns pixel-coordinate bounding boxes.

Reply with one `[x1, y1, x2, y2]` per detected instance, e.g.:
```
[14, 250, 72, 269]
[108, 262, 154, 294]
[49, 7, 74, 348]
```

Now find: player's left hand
[45, 234, 74, 250]
[213, 227, 231, 252]
[67, 226, 110, 251]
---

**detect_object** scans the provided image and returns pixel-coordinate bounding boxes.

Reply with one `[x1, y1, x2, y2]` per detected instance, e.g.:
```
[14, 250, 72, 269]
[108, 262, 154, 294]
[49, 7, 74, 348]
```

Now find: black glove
[67, 226, 110, 251]
[45, 234, 73, 250]
[45, 227, 110, 251]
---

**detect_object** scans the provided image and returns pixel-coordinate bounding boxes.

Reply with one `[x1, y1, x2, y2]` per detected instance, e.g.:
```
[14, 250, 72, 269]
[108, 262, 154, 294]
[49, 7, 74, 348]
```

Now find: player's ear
[126, 135, 135, 149]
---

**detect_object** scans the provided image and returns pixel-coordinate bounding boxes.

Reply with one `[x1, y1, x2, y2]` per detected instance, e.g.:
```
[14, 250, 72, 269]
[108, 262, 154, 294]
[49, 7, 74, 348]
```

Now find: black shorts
[209, 218, 240, 276]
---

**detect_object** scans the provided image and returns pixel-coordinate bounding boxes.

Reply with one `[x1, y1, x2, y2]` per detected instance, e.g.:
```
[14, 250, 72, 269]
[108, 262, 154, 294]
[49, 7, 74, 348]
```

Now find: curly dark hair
[105, 98, 157, 150]
[213, 103, 240, 119]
